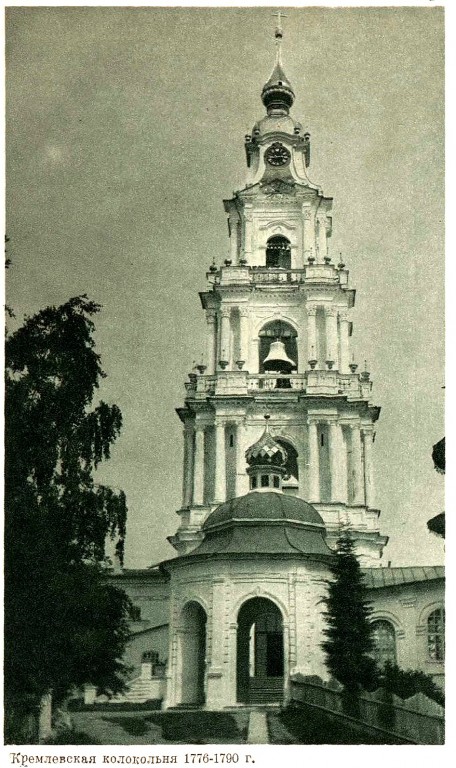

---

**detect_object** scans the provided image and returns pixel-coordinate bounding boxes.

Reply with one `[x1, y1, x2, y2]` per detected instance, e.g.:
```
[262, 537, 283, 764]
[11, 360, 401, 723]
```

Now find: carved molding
[260, 179, 296, 196]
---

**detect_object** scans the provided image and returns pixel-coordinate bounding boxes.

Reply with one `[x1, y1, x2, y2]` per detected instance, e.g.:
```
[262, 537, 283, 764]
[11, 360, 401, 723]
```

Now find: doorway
[236, 597, 284, 704]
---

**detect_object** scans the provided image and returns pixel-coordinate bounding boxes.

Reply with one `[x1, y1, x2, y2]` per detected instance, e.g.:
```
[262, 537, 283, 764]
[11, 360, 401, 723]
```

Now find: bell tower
[170, 19, 388, 565]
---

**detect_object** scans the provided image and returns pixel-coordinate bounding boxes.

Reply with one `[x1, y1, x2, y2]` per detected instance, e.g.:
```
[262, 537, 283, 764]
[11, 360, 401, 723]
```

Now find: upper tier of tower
[243, 21, 313, 190]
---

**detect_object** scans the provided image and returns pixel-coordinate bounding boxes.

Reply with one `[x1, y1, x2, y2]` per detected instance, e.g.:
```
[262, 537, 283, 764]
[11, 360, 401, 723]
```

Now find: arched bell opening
[259, 321, 298, 387]
[236, 597, 284, 704]
[179, 601, 207, 705]
[265, 235, 291, 269]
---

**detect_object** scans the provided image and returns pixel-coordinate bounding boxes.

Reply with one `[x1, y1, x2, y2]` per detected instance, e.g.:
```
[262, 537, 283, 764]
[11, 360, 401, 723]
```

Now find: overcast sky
[6, 5, 444, 568]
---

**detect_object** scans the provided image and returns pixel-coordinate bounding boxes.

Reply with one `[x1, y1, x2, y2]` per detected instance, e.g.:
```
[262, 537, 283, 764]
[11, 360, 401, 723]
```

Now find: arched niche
[180, 601, 207, 705]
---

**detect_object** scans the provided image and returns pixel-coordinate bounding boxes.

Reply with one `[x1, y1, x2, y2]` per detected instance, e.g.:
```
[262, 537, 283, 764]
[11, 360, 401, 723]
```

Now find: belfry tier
[171, 47, 387, 566]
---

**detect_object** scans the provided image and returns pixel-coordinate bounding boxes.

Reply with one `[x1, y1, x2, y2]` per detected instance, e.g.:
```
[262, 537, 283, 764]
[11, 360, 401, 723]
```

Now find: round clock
[265, 142, 291, 167]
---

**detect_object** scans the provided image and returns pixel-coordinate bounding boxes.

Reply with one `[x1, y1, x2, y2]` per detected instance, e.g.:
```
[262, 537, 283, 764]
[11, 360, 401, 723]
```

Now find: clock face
[265, 142, 291, 167]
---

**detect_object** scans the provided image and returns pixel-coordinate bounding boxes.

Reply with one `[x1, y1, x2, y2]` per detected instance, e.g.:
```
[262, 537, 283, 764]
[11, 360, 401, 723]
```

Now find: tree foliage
[321, 530, 379, 696]
[379, 662, 444, 707]
[4, 295, 133, 741]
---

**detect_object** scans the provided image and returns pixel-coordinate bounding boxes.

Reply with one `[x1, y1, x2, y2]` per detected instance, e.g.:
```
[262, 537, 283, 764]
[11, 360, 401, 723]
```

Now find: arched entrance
[236, 597, 284, 704]
[180, 601, 207, 705]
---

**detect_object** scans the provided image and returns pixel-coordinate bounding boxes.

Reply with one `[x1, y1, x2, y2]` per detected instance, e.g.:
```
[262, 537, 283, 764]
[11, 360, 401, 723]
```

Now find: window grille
[427, 608, 445, 661]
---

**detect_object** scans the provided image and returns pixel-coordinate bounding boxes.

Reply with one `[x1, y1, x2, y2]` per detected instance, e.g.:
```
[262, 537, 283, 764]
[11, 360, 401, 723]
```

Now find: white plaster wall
[368, 579, 445, 686]
[165, 555, 332, 709]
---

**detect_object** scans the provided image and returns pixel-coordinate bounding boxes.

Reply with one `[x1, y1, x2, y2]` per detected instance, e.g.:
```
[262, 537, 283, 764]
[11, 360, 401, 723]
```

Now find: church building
[106, 20, 444, 710]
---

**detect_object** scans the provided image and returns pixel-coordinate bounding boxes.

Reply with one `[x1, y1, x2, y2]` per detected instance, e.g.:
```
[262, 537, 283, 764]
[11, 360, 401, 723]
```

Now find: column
[325, 307, 338, 368]
[339, 426, 349, 504]
[303, 208, 314, 260]
[307, 305, 317, 364]
[363, 427, 375, 508]
[235, 421, 248, 496]
[206, 310, 216, 375]
[229, 214, 238, 263]
[317, 216, 327, 263]
[329, 421, 344, 502]
[339, 311, 350, 374]
[182, 424, 194, 507]
[238, 306, 249, 368]
[219, 306, 231, 367]
[193, 425, 205, 505]
[350, 425, 364, 506]
[243, 209, 253, 263]
[214, 419, 226, 503]
[251, 337, 260, 374]
[308, 420, 320, 503]
[297, 454, 308, 500]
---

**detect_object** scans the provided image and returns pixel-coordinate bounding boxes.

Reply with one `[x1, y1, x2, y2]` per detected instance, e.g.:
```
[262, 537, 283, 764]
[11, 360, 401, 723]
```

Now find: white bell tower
[169, 19, 388, 566]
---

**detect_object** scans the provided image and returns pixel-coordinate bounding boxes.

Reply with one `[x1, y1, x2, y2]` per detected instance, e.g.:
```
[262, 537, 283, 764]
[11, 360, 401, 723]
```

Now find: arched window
[427, 608, 445, 661]
[371, 620, 396, 666]
[266, 236, 291, 269]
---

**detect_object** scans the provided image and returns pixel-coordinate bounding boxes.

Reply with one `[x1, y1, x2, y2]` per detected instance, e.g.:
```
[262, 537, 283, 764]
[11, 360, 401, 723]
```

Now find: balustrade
[185, 371, 367, 398]
[207, 264, 341, 287]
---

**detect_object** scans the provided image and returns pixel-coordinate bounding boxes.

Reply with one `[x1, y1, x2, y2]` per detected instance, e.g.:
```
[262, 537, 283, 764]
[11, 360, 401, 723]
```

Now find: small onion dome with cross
[245, 415, 288, 492]
[261, 17, 295, 115]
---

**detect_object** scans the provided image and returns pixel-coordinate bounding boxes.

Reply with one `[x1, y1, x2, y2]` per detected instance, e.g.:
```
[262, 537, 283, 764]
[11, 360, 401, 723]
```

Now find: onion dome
[262, 60, 295, 115]
[245, 416, 287, 492]
[188, 492, 332, 559]
[245, 416, 287, 469]
[261, 23, 295, 115]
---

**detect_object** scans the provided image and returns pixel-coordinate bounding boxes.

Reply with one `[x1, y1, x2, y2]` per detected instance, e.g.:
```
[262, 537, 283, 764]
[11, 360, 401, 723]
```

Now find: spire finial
[272, 11, 286, 64]
[272, 10, 287, 40]
[262, 11, 294, 115]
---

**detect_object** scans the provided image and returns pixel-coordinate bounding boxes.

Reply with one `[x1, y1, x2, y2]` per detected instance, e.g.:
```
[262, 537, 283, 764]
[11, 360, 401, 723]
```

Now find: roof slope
[362, 566, 444, 589]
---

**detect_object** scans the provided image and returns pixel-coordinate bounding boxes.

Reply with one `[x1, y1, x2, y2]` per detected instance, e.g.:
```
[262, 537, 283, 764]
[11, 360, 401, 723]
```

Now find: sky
[5, 5, 445, 569]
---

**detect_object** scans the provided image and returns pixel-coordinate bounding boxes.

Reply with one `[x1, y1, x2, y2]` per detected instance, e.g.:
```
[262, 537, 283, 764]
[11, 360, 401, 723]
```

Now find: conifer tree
[321, 529, 379, 705]
[4, 295, 133, 742]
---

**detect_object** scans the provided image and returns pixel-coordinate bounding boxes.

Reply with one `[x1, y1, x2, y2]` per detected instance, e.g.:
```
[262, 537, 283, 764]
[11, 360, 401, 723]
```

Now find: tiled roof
[362, 566, 444, 589]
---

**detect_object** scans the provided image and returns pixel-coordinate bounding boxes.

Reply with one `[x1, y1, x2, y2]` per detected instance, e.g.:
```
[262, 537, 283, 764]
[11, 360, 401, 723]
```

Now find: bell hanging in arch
[263, 339, 296, 373]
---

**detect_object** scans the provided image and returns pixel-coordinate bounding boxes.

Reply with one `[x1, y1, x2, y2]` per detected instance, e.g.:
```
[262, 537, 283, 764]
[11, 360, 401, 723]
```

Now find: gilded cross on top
[272, 11, 287, 28]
